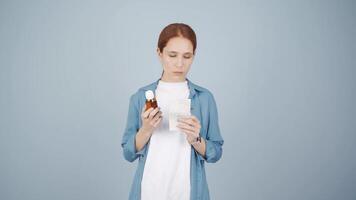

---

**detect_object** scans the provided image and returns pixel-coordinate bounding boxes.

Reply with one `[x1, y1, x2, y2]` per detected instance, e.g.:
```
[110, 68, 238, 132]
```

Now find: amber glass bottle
[145, 90, 158, 111]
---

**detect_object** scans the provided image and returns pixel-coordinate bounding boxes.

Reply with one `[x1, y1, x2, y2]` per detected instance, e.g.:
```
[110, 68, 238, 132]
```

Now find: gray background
[1, 0, 355, 199]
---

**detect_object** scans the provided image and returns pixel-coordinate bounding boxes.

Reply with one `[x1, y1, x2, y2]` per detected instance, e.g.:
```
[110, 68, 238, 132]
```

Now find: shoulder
[191, 81, 216, 102]
[128, 81, 156, 105]
[132, 82, 155, 98]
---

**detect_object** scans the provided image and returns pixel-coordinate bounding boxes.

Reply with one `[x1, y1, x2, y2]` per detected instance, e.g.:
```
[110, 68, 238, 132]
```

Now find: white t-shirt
[141, 80, 191, 200]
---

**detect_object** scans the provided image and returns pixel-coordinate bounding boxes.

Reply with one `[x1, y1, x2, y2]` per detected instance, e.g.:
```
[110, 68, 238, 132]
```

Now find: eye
[184, 56, 191, 59]
[169, 55, 177, 57]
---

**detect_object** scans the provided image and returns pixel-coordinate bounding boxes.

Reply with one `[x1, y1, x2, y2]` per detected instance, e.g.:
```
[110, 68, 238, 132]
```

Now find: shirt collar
[139, 77, 202, 98]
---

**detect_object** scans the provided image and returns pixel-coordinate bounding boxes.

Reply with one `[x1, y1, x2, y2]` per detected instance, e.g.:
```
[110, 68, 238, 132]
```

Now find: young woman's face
[158, 37, 194, 82]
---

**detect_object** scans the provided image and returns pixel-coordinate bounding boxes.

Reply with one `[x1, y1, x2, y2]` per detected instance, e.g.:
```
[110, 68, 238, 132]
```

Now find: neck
[160, 75, 186, 83]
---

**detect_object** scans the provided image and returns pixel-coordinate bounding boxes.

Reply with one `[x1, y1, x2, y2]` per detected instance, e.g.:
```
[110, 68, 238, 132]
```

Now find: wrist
[191, 136, 202, 145]
[139, 127, 152, 137]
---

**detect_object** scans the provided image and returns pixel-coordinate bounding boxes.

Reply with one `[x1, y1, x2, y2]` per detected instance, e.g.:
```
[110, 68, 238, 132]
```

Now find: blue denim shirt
[121, 78, 224, 200]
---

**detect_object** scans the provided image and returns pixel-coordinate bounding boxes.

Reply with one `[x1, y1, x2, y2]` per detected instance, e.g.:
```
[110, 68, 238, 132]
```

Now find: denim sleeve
[198, 92, 224, 163]
[121, 93, 145, 162]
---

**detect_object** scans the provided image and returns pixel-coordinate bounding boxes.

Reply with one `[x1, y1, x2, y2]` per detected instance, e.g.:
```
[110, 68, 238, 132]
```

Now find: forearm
[191, 137, 206, 158]
[135, 128, 152, 152]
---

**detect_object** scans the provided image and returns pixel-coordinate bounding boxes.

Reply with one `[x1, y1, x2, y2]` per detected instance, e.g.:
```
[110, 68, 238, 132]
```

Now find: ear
[192, 51, 196, 59]
[156, 48, 162, 56]
[157, 48, 163, 62]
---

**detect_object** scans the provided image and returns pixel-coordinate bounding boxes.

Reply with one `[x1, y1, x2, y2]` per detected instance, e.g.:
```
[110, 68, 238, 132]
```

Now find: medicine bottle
[145, 90, 158, 111]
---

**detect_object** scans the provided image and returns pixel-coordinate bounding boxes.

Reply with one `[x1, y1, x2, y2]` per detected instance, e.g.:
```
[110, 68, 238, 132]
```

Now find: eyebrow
[167, 51, 193, 55]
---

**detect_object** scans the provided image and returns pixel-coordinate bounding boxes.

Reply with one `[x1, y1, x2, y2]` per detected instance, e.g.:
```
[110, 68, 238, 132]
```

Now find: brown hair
[157, 23, 197, 78]
[157, 23, 197, 54]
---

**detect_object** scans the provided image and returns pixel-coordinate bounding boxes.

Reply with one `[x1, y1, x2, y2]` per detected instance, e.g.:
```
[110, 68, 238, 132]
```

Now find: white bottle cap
[145, 90, 154, 100]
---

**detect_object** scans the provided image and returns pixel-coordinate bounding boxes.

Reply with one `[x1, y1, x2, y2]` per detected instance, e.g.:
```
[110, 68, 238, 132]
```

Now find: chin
[173, 75, 184, 78]
[170, 75, 185, 80]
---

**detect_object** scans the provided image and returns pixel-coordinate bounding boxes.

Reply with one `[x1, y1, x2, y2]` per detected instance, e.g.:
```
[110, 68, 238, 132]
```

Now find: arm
[191, 137, 206, 157]
[121, 94, 162, 162]
[177, 92, 224, 163]
[198, 92, 224, 163]
[135, 127, 152, 152]
[121, 94, 143, 162]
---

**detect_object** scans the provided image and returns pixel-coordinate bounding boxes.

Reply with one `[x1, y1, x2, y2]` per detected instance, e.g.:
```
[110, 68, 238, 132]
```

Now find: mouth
[173, 72, 183, 74]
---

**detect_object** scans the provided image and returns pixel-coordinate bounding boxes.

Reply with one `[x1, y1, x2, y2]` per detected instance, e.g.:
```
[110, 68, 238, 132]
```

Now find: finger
[190, 115, 200, 123]
[187, 118, 195, 125]
[177, 123, 195, 132]
[153, 117, 162, 127]
[151, 111, 162, 122]
[142, 107, 153, 118]
[148, 107, 160, 119]
[179, 127, 197, 137]
[142, 107, 154, 118]
[186, 120, 200, 130]
[188, 117, 201, 128]
[178, 118, 195, 127]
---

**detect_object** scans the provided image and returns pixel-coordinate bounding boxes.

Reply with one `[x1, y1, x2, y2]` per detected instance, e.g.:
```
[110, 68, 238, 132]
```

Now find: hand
[140, 105, 163, 136]
[177, 115, 201, 144]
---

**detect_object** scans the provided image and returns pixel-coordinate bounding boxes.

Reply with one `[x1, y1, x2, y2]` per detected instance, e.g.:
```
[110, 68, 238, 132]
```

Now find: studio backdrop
[1, 0, 355, 200]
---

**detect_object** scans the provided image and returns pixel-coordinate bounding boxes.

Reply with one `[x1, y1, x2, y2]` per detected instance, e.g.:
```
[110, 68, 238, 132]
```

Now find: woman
[121, 23, 224, 200]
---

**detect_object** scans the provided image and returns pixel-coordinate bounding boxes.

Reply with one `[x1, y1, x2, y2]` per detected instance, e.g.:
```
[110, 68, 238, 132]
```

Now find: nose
[176, 57, 183, 68]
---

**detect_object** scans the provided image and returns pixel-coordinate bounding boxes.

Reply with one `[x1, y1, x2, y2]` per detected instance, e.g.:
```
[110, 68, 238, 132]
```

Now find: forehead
[164, 37, 194, 53]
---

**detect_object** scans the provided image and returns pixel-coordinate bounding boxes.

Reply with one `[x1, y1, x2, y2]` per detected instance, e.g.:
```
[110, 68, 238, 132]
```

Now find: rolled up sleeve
[121, 94, 145, 162]
[198, 92, 224, 163]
